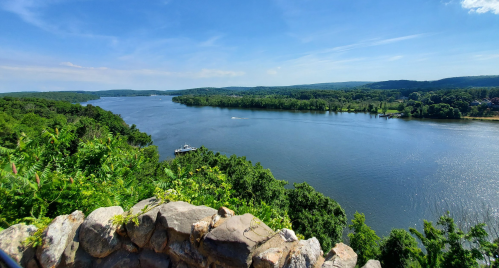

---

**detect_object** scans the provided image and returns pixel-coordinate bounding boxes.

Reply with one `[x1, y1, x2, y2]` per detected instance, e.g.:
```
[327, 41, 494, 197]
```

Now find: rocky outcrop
[322, 243, 357, 268]
[0, 197, 365, 268]
[202, 213, 274, 267]
[284, 237, 323, 268]
[36, 210, 85, 268]
[0, 224, 38, 267]
[125, 197, 161, 248]
[79, 206, 123, 258]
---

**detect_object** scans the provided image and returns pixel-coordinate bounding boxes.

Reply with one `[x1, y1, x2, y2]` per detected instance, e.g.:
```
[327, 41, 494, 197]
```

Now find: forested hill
[365, 75, 499, 89]
[0, 92, 100, 103]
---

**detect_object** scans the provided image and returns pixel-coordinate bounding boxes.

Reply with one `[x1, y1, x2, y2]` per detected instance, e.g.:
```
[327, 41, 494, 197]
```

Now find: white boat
[174, 144, 197, 155]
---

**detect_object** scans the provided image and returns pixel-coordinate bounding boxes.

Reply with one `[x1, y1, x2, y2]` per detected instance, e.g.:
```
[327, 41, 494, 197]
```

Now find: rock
[0, 223, 38, 267]
[202, 213, 274, 267]
[122, 239, 139, 253]
[149, 227, 168, 253]
[190, 220, 210, 248]
[253, 232, 298, 268]
[94, 250, 140, 268]
[361, 260, 381, 268]
[284, 237, 322, 268]
[158, 201, 216, 264]
[158, 201, 217, 241]
[279, 229, 298, 242]
[79, 206, 123, 258]
[210, 214, 229, 229]
[125, 197, 162, 248]
[139, 249, 171, 268]
[59, 247, 93, 268]
[169, 240, 207, 267]
[26, 259, 41, 268]
[253, 248, 283, 268]
[322, 243, 357, 268]
[36, 210, 85, 268]
[218, 207, 235, 218]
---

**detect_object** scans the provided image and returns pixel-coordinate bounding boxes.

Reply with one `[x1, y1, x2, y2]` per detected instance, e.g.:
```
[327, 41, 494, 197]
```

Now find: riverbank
[463, 116, 499, 121]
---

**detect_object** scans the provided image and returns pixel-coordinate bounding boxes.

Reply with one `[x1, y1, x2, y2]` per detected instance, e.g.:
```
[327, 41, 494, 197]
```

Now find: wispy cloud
[60, 62, 108, 70]
[267, 67, 281, 75]
[322, 34, 426, 54]
[387, 55, 404, 61]
[199, 35, 223, 47]
[0, 0, 118, 42]
[0, 64, 244, 82]
[461, 0, 499, 14]
[1, 0, 54, 32]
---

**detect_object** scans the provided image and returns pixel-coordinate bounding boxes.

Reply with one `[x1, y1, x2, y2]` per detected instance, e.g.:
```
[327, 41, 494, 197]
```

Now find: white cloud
[60, 62, 83, 68]
[196, 69, 245, 78]
[461, 0, 499, 14]
[387, 56, 404, 61]
[267, 67, 281, 75]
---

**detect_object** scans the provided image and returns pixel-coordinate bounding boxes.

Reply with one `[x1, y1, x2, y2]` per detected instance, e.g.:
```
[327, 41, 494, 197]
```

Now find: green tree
[348, 212, 380, 266]
[379, 229, 419, 268]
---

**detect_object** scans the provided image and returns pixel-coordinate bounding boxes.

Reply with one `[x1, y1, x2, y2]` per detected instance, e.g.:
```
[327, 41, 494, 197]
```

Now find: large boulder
[93, 250, 139, 268]
[79, 206, 123, 258]
[125, 197, 162, 248]
[149, 227, 168, 253]
[0, 224, 38, 267]
[253, 248, 283, 268]
[36, 211, 85, 268]
[158, 201, 217, 241]
[157, 201, 216, 265]
[202, 213, 274, 268]
[139, 249, 171, 268]
[284, 238, 322, 268]
[361, 260, 381, 268]
[252, 230, 299, 268]
[322, 243, 357, 268]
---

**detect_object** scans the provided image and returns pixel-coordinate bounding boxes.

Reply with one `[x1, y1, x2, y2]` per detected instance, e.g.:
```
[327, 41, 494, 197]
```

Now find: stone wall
[0, 197, 380, 268]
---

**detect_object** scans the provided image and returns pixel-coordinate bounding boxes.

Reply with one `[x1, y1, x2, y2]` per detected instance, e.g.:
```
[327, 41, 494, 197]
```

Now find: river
[83, 96, 499, 236]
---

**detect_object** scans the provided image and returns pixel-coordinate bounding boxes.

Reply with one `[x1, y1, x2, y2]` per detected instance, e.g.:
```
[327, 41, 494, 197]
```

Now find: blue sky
[0, 0, 498, 92]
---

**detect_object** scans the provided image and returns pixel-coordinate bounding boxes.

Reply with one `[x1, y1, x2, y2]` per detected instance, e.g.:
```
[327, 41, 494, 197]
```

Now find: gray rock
[59, 247, 93, 268]
[36, 210, 85, 268]
[202, 213, 274, 267]
[158, 201, 216, 241]
[284, 237, 322, 268]
[79, 206, 123, 258]
[253, 232, 298, 268]
[279, 229, 298, 242]
[168, 240, 207, 267]
[0, 223, 38, 267]
[139, 249, 171, 268]
[361, 260, 381, 268]
[253, 248, 283, 268]
[125, 197, 162, 248]
[94, 250, 140, 268]
[149, 226, 168, 253]
[322, 243, 357, 268]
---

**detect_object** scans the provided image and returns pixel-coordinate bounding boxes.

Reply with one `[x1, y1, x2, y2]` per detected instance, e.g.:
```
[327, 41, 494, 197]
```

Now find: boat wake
[231, 117, 248, 119]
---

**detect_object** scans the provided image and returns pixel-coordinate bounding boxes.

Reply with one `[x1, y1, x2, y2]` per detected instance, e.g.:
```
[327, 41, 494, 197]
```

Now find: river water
[83, 96, 499, 236]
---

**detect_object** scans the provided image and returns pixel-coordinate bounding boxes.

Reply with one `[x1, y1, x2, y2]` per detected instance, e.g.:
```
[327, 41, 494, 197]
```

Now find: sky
[0, 0, 498, 92]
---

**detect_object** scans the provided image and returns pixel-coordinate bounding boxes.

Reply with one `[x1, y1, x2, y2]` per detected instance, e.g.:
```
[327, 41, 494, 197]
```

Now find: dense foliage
[173, 87, 499, 119]
[0, 92, 100, 103]
[348, 212, 498, 268]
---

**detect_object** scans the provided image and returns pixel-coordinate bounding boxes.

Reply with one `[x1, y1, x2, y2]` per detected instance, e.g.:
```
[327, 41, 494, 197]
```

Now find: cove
[83, 96, 499, 236]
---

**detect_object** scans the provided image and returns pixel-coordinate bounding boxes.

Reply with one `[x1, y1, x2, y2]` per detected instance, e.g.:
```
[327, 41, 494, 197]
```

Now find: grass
[462, 116, 499, 121]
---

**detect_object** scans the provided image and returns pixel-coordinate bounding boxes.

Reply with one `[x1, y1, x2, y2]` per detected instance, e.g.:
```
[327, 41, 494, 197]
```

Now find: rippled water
[83, 96, 499, 236]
